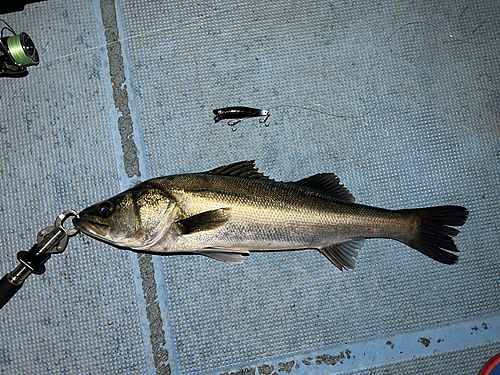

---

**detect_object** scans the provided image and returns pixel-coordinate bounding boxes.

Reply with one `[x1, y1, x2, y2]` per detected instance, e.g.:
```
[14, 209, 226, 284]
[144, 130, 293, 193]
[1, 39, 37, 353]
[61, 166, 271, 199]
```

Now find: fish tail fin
[397, 205, 468, 264]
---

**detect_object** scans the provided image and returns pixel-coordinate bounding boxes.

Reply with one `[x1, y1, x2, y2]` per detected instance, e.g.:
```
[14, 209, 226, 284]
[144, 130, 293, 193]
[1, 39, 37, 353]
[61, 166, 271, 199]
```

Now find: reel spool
[0, 20, 39, 77]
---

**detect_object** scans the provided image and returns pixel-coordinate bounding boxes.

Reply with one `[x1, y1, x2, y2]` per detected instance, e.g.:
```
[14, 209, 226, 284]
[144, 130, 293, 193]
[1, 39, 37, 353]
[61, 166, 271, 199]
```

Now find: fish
[73, 161, 468, 270]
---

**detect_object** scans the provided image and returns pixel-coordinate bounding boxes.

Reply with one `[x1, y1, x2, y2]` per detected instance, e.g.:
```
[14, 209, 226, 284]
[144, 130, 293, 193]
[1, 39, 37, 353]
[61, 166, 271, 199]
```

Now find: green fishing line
[6, 33, 38, 66]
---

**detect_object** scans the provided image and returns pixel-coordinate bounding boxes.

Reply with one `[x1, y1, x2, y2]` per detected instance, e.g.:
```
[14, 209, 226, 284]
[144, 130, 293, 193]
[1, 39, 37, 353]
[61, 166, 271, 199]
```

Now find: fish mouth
[73, 216, 110, 238]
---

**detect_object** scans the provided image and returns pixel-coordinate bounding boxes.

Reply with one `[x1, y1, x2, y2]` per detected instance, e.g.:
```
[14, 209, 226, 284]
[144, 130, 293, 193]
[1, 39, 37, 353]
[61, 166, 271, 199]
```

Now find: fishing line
[41, 2, 244, 65]
[33, 6, 499, 122]
[39, 5, 498, 67]
[219, 18, 500, 130]
[257, 20, 500, 123]
[218, 103, 373, 132]
[383, 20, 500, 46]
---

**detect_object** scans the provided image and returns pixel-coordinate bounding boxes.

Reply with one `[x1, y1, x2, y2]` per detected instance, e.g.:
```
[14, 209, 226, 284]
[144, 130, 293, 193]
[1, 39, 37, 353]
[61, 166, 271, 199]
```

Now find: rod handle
[0, 274, 22, 310]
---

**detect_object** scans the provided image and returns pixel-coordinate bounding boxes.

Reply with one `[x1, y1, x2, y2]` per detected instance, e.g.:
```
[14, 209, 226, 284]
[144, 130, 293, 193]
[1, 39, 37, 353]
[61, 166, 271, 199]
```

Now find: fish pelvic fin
[320, 238, 365, 270]
[397, 205, 468, 264]
[175, 208, 231, 235]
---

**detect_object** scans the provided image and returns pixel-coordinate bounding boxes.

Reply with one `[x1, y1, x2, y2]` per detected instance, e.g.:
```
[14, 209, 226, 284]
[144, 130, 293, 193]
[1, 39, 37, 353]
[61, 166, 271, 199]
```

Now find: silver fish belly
[73, 161, 468, 270]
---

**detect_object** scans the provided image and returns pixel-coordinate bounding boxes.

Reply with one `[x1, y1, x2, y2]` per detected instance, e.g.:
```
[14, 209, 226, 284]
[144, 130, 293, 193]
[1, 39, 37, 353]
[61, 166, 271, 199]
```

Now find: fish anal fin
[205, 160, 270, 180]
[176, 208, 231, 235]
[292, 174, 355, 203]
[198, 250, 250, 263]
[319, 238, 364, 270]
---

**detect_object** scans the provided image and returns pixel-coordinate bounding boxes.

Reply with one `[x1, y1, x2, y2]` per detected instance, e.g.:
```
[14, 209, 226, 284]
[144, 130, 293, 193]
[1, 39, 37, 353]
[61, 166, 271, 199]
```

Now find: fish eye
[97, 201, 114, 218]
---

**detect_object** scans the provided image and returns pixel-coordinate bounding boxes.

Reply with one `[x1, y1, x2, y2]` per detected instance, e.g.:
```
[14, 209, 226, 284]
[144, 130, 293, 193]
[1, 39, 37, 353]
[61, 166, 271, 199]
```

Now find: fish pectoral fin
[319, 238, 365, 271]
[175, 208, 231, 235]
[198, 250, 250, 264]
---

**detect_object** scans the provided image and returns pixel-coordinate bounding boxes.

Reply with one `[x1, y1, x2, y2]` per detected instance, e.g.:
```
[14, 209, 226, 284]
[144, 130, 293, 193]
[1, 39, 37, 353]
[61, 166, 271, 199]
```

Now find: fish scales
[74, 161, 468, 270]
[156, 173, 411, 246]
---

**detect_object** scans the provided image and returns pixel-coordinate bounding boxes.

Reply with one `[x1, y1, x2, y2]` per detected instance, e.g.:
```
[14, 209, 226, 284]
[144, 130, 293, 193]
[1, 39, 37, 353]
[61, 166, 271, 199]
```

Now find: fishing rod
[0, 210, 79, 310]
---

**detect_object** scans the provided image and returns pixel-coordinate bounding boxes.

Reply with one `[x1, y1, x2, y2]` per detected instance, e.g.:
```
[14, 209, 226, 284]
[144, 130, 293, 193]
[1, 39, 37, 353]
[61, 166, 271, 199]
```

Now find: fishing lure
[213, 106, 270, 127]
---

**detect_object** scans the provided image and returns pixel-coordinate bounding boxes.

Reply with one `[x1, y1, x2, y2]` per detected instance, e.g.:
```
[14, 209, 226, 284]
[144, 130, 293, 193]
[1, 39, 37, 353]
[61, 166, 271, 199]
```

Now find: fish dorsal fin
[291, 173, 355, 203]
[319, 238, 365, 271]
[175, 208, 231, 235]
[205, 160, 270, 180]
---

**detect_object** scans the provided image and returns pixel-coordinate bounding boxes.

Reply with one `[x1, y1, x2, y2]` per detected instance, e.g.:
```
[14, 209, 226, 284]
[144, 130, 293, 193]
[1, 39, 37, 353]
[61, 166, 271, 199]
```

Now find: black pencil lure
[213, 106, 270, 127]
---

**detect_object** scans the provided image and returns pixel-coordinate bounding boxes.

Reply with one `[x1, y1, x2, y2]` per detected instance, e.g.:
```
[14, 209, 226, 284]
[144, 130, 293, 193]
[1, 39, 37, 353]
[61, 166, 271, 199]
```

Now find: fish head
[74, 185, 178, 250]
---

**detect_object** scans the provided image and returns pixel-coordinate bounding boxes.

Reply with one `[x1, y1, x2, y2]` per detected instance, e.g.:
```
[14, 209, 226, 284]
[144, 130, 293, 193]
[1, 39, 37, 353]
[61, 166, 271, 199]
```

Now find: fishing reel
[0, 20, 39, 78]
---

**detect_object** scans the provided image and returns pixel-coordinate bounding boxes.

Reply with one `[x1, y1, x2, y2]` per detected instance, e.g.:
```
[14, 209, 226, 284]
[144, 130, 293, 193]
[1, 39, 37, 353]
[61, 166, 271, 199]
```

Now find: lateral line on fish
[74, 161, 469, 270]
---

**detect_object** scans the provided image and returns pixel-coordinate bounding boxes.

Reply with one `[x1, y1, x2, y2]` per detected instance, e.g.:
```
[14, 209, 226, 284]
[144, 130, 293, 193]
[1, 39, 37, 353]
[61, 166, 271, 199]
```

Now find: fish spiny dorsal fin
[291, 173, 355, 203]
[205, 160, 270, 180]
